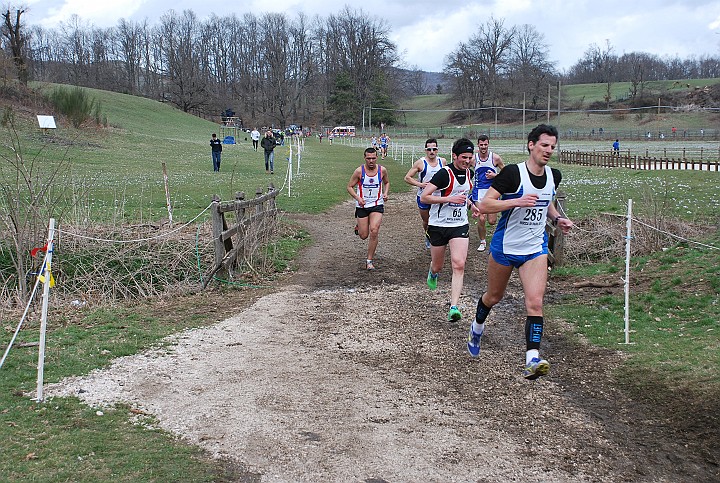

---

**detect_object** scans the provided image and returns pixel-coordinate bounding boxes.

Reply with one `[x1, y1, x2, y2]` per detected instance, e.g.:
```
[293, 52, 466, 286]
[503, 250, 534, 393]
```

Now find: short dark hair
[212, 133, 217, 137]
[452, 138, 474, 156]
[527, 124, 558, 146]
[477, 134, 489, 143]
[425, 138, 438, 148]
[364, 147, 378, 156]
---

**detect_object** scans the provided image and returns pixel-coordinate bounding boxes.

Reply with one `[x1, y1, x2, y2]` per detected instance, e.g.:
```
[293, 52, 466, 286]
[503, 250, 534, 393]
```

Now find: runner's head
[364, 147, 378, 169]
[477, 134, 489, 154]
[451, 138, 474, 168]
[527, 124, 558, 153]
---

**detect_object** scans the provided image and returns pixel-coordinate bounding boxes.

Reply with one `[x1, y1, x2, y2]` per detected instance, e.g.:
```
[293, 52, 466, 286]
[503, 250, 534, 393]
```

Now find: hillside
[397, 79, 720, 132]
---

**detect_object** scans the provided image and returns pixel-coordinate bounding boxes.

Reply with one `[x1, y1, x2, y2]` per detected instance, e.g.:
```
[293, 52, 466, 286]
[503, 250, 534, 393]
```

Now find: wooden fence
[559, 150, 720, 171]
[204, 185, 279, 287]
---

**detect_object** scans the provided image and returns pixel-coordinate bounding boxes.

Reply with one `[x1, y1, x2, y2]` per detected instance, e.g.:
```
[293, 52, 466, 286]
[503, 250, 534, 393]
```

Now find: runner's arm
[403, 160, 425, 188]
[382, 166, 390, 201]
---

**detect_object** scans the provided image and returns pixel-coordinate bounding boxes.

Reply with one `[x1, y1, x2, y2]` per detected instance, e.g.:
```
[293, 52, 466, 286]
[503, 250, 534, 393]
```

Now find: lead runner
[467, 124, 573, 380]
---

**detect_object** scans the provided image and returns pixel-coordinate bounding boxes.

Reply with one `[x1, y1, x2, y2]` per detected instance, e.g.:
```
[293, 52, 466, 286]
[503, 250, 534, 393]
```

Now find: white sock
[526, 349, 539, 365]
[471, 321, 485, 335]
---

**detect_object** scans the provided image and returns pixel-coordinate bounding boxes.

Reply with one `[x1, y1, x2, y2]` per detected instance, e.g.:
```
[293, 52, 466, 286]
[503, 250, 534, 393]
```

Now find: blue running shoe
[427, 269, 438, 290]
[523, 357, 550, 380]
[447, 305, 462, 322]
[467, 324, 484, 357]
[425, 237, 431, 249]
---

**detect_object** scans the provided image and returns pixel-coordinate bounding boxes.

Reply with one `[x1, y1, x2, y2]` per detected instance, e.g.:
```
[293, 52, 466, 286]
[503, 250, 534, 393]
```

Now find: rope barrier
[55, 203, 213, 244]
[0, 253, 45, 370]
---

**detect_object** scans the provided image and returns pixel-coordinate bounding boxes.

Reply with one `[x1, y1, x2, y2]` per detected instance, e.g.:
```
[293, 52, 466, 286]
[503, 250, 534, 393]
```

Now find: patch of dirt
[45, 191, 719, 482]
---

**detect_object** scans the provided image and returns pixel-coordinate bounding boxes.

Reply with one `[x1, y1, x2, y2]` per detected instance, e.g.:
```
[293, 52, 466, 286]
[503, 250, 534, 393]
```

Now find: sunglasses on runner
[425, 147, 438, 151]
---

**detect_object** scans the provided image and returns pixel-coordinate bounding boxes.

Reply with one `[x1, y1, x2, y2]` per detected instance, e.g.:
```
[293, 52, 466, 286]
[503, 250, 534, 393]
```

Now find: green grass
[561, 78, 720, 106]
[549, 243, 720, 388]
[4, 83, 412, 223]
[0, 304, 249, 482]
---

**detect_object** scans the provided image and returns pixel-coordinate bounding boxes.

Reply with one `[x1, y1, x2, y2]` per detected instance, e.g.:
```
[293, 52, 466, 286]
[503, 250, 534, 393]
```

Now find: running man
[471, 135, 504, 252]
[404, 138, 445, 249]
[379, 132, 390, 159]
[467, 124, 573, 380]
[420, 138, 475, 322]
[347, 148, 390, 270]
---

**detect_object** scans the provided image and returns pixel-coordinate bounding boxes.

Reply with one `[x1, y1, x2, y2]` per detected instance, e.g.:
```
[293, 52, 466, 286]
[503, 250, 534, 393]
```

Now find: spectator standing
[251, 128, 260, 151]
[613, 139, 620, 154]
[210, 133, 222, 172]
[260, 130, 276, 174]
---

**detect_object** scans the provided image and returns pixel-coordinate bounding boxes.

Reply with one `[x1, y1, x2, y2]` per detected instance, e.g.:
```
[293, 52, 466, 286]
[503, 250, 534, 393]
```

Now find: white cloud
[33, 0, 146, 28]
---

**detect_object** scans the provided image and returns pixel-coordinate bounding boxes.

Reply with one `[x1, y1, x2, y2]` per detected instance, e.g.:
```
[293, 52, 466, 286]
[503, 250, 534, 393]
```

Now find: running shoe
[425, 237, 431, 249]
[427, 269, 438, 290]
[477, 239, 487, 252]
[447, 305, 462, 322]
[467, 323, 484, 357]
[366, 260, 375, 270]
[523, 357, 550, 380]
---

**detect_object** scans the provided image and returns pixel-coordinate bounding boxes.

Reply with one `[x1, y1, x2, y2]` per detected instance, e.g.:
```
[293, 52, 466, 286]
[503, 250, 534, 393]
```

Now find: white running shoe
[477, 240, 487, 252]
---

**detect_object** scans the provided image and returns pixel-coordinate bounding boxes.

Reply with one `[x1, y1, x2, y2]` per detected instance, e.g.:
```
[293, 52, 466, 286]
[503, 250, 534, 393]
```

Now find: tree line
[443, 17, 720, 123]
[2, 7, 718, 128]
[2, 7, 400, 128]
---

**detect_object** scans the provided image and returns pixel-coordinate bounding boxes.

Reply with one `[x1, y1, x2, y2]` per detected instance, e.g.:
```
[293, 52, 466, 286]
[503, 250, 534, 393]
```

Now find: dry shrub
[5, 214, 281, 308]
[564, 214, 716, 264]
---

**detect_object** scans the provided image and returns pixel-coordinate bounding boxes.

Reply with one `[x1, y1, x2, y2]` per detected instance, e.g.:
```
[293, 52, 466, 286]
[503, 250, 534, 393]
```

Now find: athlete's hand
[557, 217, 573, 234]
[357, 198, 365, 207]
[516, 193, 539, 207]
[448, 193, 467, 205]
[485, 171, 497, 179]
[470, 202, 481, 218]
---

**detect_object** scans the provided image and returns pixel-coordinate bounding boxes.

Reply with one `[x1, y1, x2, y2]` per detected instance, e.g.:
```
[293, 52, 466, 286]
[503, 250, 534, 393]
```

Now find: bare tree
[156, 10, 209, 113]
[405, 66, 429, 96]
[111, 18, 148, 95]
[1, 5, 28, 85]
[509, 24, 556, 115]
[0, 109, 73, 303]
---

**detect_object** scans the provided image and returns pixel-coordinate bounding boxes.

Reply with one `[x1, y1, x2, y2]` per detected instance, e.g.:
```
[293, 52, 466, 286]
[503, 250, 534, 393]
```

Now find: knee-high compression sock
[525, 316, 544, 351]
[472, 298, 492, 334]
[475, 297, 492, 324]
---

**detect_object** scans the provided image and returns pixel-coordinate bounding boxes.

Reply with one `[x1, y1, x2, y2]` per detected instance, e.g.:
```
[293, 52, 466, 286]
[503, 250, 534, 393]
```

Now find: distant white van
[331, 126, 356, 137]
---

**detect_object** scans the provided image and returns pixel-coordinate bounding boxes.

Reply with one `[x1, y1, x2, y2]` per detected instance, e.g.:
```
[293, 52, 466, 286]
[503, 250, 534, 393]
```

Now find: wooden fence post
[553, 191, 566, 266]
[235, 191, 246, 266]
[210, 194, 225, 276]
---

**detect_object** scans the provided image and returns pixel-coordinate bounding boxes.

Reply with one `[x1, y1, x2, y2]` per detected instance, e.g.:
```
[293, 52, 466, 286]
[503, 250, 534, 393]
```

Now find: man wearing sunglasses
[403, 139, 445, 249]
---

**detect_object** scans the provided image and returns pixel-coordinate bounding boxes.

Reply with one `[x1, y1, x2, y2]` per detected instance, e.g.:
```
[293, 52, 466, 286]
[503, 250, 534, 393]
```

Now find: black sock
[475, 297, 492, 323]
[525, 316, 544, 351]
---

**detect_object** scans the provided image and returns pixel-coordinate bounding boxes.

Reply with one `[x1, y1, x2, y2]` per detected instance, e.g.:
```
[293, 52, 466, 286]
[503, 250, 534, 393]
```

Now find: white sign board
[37, 115, 56, 129]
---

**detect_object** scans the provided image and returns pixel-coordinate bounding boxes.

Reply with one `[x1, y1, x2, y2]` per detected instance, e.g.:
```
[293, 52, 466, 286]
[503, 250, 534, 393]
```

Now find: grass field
[1, 83, 719, 481]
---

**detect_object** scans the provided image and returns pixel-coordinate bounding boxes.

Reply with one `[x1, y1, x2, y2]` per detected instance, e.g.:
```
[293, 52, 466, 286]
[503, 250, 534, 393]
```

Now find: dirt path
[46, 192, 718, 482]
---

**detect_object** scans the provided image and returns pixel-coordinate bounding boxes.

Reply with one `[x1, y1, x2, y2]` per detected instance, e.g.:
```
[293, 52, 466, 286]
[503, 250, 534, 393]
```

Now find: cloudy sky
[21, 0, 720, 73]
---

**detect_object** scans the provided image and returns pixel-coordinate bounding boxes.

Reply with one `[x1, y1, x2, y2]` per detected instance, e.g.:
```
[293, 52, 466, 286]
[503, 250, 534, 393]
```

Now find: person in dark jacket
[210, 133, 222, 171]
[260, 130, 276, 173]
